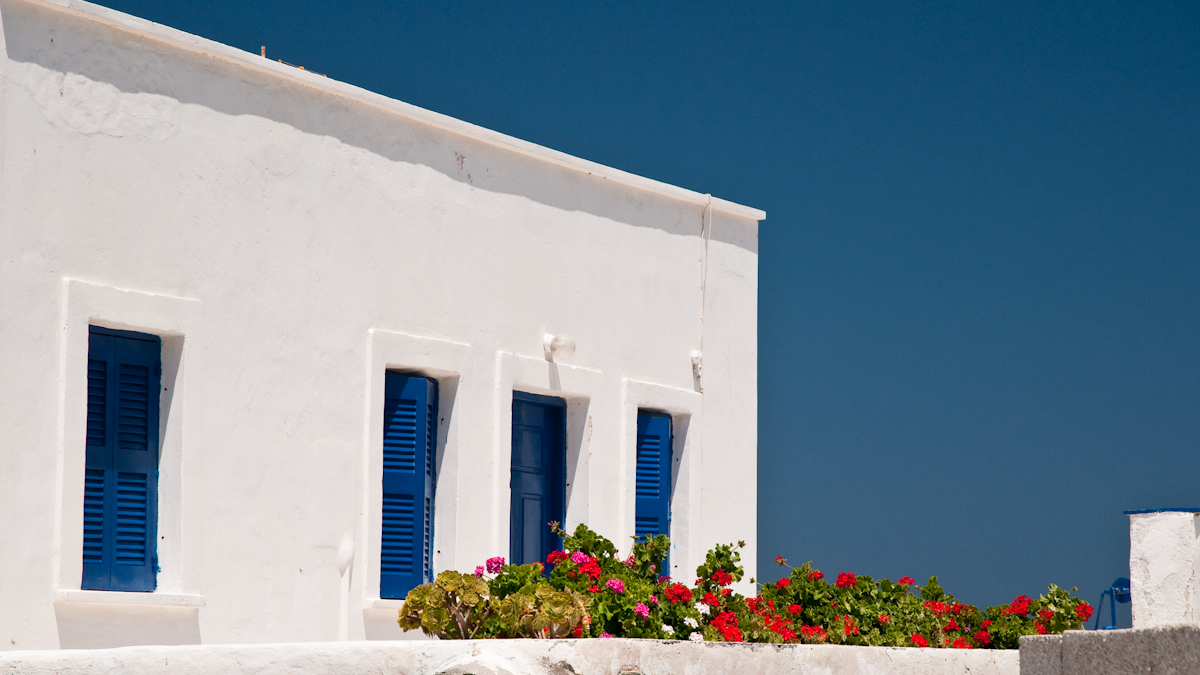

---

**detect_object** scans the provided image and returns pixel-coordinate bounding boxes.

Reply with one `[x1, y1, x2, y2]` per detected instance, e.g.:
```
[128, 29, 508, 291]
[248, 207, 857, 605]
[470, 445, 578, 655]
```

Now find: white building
[0, 0, 762, 650]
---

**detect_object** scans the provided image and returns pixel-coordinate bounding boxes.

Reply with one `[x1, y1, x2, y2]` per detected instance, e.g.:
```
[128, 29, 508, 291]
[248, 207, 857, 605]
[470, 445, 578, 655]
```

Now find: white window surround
[362, 329, 472, 608]
[622, 379, 703, 581]
[493, 352, 605, 558]
[56, 279, 204, 606]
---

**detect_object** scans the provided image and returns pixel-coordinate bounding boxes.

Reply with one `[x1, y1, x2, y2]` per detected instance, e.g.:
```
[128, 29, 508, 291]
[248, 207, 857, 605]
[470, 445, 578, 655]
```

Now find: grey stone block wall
[1022, 626, 1200, 675]
[1018, 635, 1062, 675]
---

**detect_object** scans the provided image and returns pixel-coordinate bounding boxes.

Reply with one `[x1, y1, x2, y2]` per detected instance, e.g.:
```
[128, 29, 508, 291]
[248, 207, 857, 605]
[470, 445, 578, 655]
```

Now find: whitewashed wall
[0, 0, 762, 651]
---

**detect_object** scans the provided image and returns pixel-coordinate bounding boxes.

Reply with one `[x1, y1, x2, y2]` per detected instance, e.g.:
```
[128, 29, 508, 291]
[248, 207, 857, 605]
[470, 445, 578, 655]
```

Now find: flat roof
[22, 0, 766, 222]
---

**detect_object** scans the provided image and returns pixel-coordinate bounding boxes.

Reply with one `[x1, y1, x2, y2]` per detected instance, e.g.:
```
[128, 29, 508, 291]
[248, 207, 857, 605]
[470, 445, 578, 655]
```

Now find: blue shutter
[381, 373, 437, 599]
[635, 411, 672, 571]
[82, 326, 160, 592]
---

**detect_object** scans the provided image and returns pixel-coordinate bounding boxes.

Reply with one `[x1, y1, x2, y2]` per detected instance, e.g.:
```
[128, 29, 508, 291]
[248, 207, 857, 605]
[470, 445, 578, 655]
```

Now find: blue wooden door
[83, 326, 161, 592]
[510, 392, 566, 566]
[380, 373, 437, 598]
[635, 411, 672, 570]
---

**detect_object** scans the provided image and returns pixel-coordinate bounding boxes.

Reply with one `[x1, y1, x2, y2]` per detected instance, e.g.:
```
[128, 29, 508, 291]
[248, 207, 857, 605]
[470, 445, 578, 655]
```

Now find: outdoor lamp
[543, 333, 576, 360]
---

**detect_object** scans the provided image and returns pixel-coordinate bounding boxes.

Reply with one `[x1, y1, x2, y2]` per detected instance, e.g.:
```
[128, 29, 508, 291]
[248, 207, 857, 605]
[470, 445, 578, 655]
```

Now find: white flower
[689, 632, 704, 642]
[684, 617, 699, 628]
[695, 602, 710, 615]
[663, 625, 674, 635]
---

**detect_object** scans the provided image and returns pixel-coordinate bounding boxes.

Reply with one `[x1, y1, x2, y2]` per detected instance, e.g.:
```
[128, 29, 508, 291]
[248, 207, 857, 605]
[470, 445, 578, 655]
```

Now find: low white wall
[0, 639, 1020, 675]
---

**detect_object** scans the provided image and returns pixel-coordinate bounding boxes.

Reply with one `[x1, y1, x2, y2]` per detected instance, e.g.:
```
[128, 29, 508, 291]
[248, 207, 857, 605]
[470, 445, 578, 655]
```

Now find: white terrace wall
[0, 0, 762, 650]
[0, 639, 1022, 675]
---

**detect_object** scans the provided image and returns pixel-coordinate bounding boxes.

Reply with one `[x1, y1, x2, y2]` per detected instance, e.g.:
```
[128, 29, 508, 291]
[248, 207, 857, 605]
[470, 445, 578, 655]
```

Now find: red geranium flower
[546, 550, 569, 565]
[878, 614, 890, 623]
[775, 555, 786, 565]
[975, 631, 991, 645]
[776, 578, 791, 590]
[835, 572, 856, 589]
[1076, 602, 1093, 621]
[1036, 623, 1048, 634]
[808, 570, 825, 581]
[588, 585, 599, 593]
[951, 637, 971, 649]
[579, 561, 602, 581]
[665, 583, 693, 604]
[898, 576, 915, 585]
[712, 568, 734, 586]
[801, 625, 827, 641]
[945, 619, 960, 632]
[911, 633, 929, 648]
[1005, 595, 1032, 618]
[703, 592, 721, 606]
[788, 604, 802, 615]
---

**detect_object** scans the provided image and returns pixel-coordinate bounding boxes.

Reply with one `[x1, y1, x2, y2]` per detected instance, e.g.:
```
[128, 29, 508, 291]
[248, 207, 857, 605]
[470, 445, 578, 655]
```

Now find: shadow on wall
[0, 0, 756, 254]
[54, 603, 200, 648]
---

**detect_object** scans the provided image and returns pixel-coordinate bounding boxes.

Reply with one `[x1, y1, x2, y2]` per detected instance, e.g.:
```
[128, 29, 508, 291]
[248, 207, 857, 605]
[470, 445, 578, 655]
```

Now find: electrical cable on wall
[693, 195, 712, 391]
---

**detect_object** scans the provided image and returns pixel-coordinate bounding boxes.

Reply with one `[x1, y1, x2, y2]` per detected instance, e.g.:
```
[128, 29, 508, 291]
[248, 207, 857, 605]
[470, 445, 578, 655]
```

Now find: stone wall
[0, 639, 1019, 675]
[1020, 626, 1200, 675]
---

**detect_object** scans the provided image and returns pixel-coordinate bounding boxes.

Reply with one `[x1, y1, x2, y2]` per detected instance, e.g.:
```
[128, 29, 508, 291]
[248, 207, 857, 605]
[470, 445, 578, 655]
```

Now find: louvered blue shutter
[82, 327, 160, 592]
[635, 412, 672, 571]
[381, 373, 437, 598]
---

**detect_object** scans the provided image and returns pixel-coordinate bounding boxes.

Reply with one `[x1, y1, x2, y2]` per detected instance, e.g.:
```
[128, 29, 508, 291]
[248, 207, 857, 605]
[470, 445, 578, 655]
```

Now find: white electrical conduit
[694, 195, 713, 391]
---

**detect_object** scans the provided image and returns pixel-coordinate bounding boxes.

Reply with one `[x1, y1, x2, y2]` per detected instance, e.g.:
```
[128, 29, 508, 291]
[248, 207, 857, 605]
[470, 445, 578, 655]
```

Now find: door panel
[509, 394, 565, 566]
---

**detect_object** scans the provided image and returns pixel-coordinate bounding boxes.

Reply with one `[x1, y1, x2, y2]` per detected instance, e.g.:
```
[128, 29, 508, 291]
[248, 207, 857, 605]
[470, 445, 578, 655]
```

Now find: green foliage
[490, 582, 591, 638]
[397, 570, 494, 639]
[398, 528, 1093, 649]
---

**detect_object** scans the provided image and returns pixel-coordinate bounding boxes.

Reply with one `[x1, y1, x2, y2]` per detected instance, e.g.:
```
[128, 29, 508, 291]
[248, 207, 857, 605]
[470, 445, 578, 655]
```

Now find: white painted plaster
[1129, 511, 1200, 628]
[0, 0, 760, 650]
[0, 639, 1022, 675]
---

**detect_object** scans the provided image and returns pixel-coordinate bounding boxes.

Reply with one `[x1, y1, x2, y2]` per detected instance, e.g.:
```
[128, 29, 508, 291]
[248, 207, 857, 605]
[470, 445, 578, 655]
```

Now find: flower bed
[398, 523, 1091, 649]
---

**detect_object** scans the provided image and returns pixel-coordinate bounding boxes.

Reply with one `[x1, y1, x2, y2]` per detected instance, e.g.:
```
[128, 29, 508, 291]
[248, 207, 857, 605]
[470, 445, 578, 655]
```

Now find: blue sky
[91, 0, 1199, 622]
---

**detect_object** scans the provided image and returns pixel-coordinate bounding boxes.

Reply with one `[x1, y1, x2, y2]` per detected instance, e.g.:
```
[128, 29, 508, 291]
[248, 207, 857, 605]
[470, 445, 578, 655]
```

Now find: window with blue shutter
[380, 373, 437, 599]
[635, 411, 672, 570]
[83, 326, 161, 592]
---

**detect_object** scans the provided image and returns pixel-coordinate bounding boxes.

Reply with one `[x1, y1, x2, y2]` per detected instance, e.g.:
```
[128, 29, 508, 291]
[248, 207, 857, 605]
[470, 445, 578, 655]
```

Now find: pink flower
[606, 579, 625, 594]
[625, 557, 636, 568]
[474, 566, 485, 577]
[570, 551, 589, 564]
[599, 632, 614, 638]
[649, 595, 659, 604]
[485, 557, 505, 574]
[634, 602, 650, 618]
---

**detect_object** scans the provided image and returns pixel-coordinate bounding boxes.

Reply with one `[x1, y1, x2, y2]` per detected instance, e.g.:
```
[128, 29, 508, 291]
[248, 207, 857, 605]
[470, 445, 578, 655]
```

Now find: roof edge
[21, 0, 766, 222]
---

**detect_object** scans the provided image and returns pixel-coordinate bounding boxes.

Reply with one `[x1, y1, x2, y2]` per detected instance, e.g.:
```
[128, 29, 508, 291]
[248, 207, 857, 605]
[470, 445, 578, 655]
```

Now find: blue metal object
[1093, 577, 1131, 630]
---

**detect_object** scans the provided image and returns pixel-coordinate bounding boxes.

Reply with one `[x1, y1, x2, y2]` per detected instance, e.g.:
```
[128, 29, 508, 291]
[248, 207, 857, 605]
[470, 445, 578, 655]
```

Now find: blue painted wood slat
[82, 327, 160, 592]
[635, 411, 672, 573]
[380, 373, 437, 599]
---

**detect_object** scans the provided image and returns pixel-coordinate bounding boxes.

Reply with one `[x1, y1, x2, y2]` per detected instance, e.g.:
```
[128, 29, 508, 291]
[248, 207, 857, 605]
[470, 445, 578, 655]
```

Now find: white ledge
[54, 590, 206, 607]
[367, 599, 406, 611]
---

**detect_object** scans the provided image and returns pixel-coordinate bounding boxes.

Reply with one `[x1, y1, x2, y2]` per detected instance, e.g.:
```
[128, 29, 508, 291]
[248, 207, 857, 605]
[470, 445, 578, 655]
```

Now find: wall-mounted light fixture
[543, 333, 576, 360]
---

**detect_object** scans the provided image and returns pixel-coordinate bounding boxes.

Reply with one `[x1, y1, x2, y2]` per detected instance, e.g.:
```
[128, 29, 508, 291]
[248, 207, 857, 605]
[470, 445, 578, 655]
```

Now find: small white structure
[1128, 508, 1200, 629]
[0, 0, 762, 650]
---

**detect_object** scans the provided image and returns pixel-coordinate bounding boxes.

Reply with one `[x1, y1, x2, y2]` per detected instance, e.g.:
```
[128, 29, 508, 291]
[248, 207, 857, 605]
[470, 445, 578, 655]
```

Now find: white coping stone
[0, 638, 1020, 675]
[1128, 511, 1200, 629]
